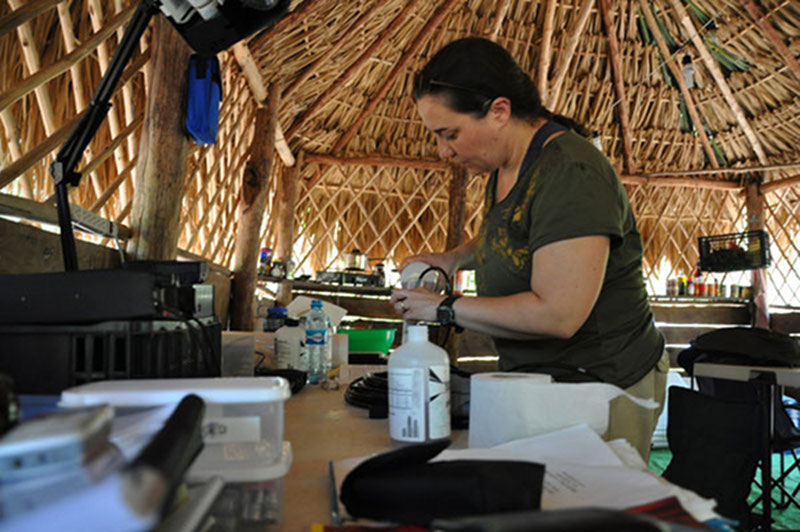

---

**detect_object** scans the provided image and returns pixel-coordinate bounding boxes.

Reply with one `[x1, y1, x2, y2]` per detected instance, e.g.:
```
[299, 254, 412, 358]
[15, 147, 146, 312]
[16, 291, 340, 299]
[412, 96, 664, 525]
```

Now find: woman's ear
[487, 96, 512, 125]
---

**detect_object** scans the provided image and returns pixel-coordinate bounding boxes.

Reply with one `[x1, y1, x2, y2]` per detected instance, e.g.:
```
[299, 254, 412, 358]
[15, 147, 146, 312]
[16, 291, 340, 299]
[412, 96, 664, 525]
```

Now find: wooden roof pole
[490, 0, 512, 42]
[741, 0, 800, 85]
[446, 165, 468, 251]
[283, 0, 392, 100]
[0, 110, 33, 198]
[333, 0, 460, 154]
[760, 174, 800, 194]
[230, 94, 278, 330]
[305, 152, 449, 171]
[7, 0, 57, 137]
[87, 0, 131, 177]
[0, 6, 135, 113]
[232, 43, 295, 166]
[547, 0, 594, 109]
[285, 0, 421, 141]
[126, 17, 192, 261]
[56, 2, 88, 112]
[537, 0, 557, 104]
[665, 0, 768, 165]
[638, 0, 718, 169]
[598, 0, 637, 175]
[0, 0, 61, 40]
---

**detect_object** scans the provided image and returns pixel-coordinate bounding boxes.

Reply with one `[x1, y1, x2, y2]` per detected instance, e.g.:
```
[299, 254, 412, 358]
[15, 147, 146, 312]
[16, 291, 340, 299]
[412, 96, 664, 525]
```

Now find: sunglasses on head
[414, 73, 496, 113]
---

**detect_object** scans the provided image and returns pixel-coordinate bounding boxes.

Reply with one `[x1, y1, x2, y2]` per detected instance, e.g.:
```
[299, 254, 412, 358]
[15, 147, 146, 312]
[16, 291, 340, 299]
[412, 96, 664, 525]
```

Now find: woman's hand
[390, 288, 446, 322]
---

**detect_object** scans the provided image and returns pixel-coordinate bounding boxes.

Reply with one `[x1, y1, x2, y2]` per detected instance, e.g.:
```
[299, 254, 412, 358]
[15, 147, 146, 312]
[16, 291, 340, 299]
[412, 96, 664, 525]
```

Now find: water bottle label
[389, 367, 425, 442]
[306, 328, 327, 346]
[428, 364, 450, 440]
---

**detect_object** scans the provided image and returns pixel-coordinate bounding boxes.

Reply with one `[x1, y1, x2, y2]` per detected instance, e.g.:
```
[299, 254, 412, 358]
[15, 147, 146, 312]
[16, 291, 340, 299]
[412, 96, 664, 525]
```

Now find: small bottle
[687, 277, 695, 296]
[275, 318, 306, 370]
[265, 305, 288, 332]
[677, 271, 687, 296]
[305, 300, 329, 384]
[388, 325, 451, 444]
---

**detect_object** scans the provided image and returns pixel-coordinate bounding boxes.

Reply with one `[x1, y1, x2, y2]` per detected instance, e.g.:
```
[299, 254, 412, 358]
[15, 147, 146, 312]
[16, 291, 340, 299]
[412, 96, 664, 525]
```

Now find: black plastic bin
[0, 317, 221, 394]
[698, 230, 771, 272]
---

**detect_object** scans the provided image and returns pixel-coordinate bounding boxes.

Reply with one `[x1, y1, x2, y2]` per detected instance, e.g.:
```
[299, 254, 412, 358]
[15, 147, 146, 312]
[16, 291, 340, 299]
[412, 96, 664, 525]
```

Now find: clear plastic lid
[59, 377, 290, 408]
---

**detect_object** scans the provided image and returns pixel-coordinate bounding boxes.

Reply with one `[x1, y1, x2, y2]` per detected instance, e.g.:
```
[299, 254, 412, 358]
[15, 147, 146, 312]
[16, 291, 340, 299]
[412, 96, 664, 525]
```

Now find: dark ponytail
[413, 37, 588, 137]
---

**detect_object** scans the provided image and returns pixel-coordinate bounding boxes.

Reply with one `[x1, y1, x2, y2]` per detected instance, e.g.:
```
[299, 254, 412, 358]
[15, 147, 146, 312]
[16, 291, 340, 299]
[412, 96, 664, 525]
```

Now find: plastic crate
[0, 317, 221, 394]
[698, 230, 771, 272]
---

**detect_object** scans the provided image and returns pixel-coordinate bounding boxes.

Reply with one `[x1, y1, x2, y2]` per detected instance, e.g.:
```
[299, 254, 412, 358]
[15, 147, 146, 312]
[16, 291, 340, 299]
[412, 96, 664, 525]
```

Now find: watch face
[437, 304, 455, 325]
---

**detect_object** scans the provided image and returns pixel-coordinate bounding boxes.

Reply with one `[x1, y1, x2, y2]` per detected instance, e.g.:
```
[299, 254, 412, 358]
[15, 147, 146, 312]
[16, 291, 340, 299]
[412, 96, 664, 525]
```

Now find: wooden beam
[0, 109, 33, 198]
[760, 174, 800, 194]
[741, 0, 800, 85]
[666, 0, 768, 165]
[305, 152, 449, 171]
[638, 0, 718, 169]
[620, 175, 740, 190]
[746, 183, 769, 328]
[547, 0, 594, 108]
[231, 42, 294, 166]
[0, 193, 132, 239]
[274, 152, 303, 263]
[0, 219, 120, 274]
[7, 0, 57, 136]
[285, 0, 421, 140]
[537, 0, 557, 103]
[230, 86, 279, 331]
[446, 166, 468, 251]
[0, 0, 60, 40]
[332, 0, 460, 154]
[126, 17, 192, 261]
[599, 0, 637, 174]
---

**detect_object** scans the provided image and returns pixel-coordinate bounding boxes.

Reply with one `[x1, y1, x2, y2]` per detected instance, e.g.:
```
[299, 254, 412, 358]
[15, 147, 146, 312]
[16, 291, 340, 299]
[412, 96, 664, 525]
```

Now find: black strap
[518, 120, 568, 179]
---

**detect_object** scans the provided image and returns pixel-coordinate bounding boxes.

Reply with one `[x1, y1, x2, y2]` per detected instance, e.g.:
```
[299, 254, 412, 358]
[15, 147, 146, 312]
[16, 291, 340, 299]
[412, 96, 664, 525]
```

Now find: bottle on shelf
[305, 300, 330, 384]
[388, 324, 451, 445]
[678, 271, 687, 296]
[687, 276, 695, 297]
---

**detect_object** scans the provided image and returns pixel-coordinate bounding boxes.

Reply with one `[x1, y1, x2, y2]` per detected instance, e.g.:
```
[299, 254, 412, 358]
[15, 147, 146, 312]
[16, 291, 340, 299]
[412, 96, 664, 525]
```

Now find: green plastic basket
[340, 328, 396, 354]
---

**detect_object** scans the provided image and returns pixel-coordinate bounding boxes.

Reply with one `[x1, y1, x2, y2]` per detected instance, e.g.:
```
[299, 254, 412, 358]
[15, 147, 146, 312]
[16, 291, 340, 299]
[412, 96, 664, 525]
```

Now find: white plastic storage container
[189, 441, 292, 530]
[59, 377, 291, 466]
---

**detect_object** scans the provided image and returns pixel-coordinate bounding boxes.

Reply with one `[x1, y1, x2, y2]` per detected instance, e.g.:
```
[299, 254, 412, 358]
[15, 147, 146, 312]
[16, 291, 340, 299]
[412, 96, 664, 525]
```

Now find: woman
[390, 37, 667, 460]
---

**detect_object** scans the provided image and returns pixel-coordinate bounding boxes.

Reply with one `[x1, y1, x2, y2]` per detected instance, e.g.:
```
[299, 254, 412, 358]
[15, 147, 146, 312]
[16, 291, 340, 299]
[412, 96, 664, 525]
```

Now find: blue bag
[185, 54, 222, 144]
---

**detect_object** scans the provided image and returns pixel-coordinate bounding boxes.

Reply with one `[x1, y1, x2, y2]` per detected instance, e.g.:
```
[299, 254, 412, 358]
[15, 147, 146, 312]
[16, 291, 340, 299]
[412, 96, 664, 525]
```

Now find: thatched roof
[1, 0, 799, 305]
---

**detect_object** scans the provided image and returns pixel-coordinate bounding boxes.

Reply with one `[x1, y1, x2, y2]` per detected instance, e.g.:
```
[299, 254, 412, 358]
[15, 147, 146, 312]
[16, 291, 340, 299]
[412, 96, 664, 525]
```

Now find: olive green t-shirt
[474, 130, 664, 388]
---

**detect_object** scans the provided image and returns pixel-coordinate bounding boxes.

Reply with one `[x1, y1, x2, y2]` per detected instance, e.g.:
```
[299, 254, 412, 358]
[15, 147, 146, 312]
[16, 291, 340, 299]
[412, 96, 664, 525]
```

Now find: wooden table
[281, 385, 391, 531]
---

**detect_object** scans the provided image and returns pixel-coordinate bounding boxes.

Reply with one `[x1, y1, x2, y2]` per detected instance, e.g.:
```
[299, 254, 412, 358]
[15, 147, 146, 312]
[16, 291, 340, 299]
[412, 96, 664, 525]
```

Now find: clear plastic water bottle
[305, 300, 329, 384]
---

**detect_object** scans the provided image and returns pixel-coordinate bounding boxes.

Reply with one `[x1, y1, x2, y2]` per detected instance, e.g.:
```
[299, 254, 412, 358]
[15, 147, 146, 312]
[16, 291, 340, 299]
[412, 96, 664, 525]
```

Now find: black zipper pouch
[340, 439, 545, 527]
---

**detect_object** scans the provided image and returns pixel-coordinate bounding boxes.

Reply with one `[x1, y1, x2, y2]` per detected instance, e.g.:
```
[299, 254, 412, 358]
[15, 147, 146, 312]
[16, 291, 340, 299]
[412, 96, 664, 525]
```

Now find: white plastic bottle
[388, 324, 451, 444]
[274, 318, 306, 371]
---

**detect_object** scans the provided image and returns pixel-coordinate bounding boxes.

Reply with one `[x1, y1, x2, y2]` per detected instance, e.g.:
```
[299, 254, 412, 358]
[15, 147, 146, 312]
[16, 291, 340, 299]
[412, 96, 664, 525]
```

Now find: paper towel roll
[468, 372, 658, 448]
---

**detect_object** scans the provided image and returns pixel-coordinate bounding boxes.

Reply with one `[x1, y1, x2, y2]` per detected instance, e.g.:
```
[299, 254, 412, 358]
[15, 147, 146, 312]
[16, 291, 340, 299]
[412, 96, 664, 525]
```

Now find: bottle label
[389, 365, 450, 441]
[306, 328, 326, 346]
[389, 367, 425, 442]
[428, 364, 451, 440]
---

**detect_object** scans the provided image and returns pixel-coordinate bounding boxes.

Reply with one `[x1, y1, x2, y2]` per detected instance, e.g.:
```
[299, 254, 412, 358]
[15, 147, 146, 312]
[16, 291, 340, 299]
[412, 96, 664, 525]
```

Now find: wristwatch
[437, 295, 462, 326]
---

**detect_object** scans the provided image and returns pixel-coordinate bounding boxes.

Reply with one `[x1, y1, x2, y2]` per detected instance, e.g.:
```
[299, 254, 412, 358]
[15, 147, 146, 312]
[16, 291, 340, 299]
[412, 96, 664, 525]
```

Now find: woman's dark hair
[413, 37, 587, 136]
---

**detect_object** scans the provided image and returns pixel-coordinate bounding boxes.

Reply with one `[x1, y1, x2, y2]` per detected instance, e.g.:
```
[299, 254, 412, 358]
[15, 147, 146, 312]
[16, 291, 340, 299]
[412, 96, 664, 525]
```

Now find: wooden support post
[746, 182, 769, 329]
[274, 152, 303, 307]
[126, 17, 192, 261]
[230, 87, 279, 331]
[446, 166, 467, 251]
[274, 151, 302, 265]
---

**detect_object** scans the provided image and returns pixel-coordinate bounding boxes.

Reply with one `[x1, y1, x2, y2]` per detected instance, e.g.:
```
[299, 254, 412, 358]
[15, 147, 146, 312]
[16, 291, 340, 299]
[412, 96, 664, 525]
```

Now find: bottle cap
[407, 324, 429, 342]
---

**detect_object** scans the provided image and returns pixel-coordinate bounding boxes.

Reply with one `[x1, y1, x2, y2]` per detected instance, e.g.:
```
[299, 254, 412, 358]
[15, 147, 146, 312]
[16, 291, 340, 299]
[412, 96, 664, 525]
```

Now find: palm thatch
[1, 0, 799, 307]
